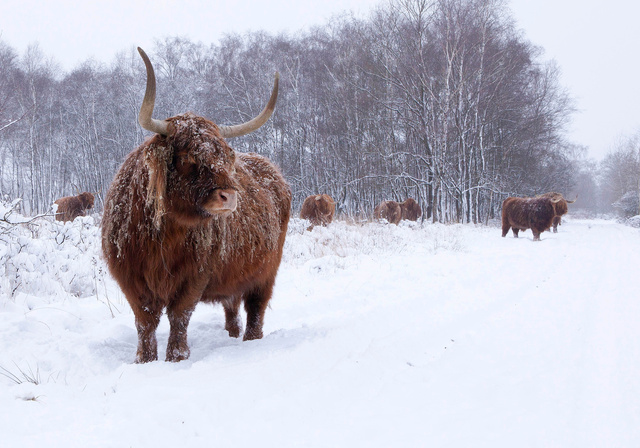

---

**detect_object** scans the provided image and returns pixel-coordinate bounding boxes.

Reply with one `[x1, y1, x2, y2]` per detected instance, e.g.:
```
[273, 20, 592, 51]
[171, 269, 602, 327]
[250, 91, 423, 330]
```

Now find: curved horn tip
[137, 46, 170, 136]
[137, 47, 152, 66]
[218, 72, 280, 139]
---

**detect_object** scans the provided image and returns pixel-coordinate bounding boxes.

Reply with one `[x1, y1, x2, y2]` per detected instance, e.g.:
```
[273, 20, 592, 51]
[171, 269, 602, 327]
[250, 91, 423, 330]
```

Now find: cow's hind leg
[512, 228, 519, 238]
[501, 211, 510, 237]
[243, 280, 275, 341]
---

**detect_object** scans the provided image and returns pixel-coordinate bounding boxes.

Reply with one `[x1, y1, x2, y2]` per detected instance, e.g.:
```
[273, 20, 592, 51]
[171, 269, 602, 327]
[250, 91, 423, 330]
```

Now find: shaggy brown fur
[374, 200, 402, 225]
[300, 194, 335, 229]
[400, 198, 422, 221]
[102, 60, 291, 364]
[54, 192, 95, 222]
[501, 196, 561, 241]
[538, 192, 576, 233]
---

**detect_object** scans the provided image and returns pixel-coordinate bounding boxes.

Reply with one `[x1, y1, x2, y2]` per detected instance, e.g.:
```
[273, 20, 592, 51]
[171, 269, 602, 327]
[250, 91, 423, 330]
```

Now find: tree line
[0, 0, 625, 222]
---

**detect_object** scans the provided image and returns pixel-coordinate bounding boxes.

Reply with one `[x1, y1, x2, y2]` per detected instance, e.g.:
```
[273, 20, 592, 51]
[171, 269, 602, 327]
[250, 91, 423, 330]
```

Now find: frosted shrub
[283, 218, 465, 267]
[0, 198, 106, 301]
[626, 215, 640, 228]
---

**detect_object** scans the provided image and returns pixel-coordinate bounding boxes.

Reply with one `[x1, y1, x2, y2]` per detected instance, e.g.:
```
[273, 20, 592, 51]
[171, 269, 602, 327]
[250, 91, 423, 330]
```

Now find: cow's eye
[177, 154, 197, 172]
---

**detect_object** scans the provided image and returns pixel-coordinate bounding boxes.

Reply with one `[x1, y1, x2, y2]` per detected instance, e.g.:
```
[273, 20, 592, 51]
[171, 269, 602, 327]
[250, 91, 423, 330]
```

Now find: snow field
[1, 212, 639, 447]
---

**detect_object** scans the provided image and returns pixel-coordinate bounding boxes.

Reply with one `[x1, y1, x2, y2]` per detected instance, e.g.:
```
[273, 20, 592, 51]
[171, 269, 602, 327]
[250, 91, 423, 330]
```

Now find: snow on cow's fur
[501, 196, 562, 241]
[300, 194, 335, 229]
[54, 192, 95, 222]
[101, 48, 290, 363]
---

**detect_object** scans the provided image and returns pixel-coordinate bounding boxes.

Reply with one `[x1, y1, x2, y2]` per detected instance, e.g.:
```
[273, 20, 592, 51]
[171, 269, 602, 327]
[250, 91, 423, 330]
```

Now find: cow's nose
[218, 189, 237, 211]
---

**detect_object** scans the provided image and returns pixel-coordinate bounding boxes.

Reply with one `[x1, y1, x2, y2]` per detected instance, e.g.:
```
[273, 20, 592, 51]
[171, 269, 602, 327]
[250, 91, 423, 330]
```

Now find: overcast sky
[1, 0, 638, 160]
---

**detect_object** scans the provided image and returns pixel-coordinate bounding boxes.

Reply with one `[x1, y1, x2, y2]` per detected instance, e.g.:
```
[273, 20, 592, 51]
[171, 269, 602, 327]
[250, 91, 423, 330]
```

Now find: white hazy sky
[1, 0, 638, 160]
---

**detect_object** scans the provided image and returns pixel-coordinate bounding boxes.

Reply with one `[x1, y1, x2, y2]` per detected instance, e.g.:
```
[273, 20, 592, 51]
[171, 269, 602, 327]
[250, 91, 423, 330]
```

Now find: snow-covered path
[1, 218, 639, 447]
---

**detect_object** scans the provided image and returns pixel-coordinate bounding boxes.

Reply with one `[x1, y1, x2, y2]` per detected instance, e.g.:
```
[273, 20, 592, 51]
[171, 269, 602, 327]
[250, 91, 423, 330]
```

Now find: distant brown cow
[501, 196, 562, 241]
[374, 200, 402, 225]
[54, 192, 95, 222]
[538, 192, 576, 233]
[300, 194, 335, 229]
[400, 198, 422, 221]
[101, 48, 291, 363]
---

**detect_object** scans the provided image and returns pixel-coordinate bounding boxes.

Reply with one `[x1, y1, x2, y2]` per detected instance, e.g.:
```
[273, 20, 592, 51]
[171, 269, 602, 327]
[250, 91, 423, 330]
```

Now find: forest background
[1, 0, 638, 222]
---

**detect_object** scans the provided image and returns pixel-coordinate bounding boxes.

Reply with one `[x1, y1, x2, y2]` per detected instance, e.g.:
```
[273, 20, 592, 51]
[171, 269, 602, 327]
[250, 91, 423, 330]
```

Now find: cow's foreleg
[166, 301, 196, 362]
[222, 296, 243, 338]
[243, 281, 274, 341]
[132, 301, 162, 363]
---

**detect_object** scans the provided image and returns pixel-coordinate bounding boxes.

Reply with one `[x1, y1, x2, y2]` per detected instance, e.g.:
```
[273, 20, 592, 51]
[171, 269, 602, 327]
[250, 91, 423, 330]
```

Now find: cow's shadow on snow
[92, 311, 318, 366]
[186, 318, 318, 364]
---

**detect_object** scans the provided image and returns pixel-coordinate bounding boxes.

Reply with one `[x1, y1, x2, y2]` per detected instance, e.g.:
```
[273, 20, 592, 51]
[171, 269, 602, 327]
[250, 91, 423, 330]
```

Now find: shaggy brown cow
[400, 198, 422, 221]
[501, 196, 562, 241]
[102, 48, 291, 363]
[538, 192, 576, 233]
[300, 194, 335, 229]
[374, 200, 402, 225]
[54, 192, 95, 222]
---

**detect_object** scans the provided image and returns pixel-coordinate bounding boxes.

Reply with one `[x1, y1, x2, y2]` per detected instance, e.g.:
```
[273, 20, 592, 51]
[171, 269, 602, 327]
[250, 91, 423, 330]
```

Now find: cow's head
[136, 47, 278, 228]
[78, 192, 95, 210]
[315, 195, 334, 216]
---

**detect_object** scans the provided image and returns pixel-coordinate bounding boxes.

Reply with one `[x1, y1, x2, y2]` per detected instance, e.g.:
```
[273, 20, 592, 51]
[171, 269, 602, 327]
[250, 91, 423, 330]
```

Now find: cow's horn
[137, 47, 170, 136]
[566, 195, 578, 204]
[219, 72, 279, 139]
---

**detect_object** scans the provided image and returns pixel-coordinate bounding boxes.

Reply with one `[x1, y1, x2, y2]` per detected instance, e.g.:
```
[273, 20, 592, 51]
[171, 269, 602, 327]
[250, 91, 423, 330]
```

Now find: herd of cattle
[49, 49, 575, 363]
[298, 195, 423, 228]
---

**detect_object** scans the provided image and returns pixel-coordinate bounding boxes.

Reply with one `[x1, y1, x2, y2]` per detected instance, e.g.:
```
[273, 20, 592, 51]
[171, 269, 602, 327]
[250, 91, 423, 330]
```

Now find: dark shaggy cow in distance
[300, 194, 335, 229]
[374, 200, 402, 225]
[501, 196, 562, 241]
[54, 192, 95, 222]
[400, 198, 422, 221]
[102, 48, 291, 363]
[537, 192, 576, 233]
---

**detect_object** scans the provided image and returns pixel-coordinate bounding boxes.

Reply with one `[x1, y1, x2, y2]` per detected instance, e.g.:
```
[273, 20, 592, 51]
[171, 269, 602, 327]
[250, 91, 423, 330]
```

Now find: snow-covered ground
[1, 209, 639, 447]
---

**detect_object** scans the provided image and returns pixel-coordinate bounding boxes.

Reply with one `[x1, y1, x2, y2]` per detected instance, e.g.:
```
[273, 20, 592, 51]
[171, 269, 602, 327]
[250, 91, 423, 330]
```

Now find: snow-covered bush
[625, 215, 640, 228]
[612, 191, 639, 218]
[0, 200, 467, 303]
[283, 218, 465, 266]
[0, 198, 106, 301]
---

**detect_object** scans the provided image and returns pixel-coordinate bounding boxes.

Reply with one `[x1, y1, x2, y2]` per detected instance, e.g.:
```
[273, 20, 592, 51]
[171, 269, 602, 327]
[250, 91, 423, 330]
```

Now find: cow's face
[79, 192, 95, 209]
[315, 196, 333, 216]
[154, 114, 239, 226]
[555, 200, 568, 216]
[134, 47, 277, 229]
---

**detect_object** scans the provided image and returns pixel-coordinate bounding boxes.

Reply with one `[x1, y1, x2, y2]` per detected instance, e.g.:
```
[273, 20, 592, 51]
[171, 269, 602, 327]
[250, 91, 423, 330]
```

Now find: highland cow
[374, 200, 402, 225]
[101, 48, 291, 363]
[54, 192, 95, 222]
[501, 196, 562, 241]
[538, 192, 576, 233]
[400, 198, 422, 221]
[300, 194, 335, 229]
